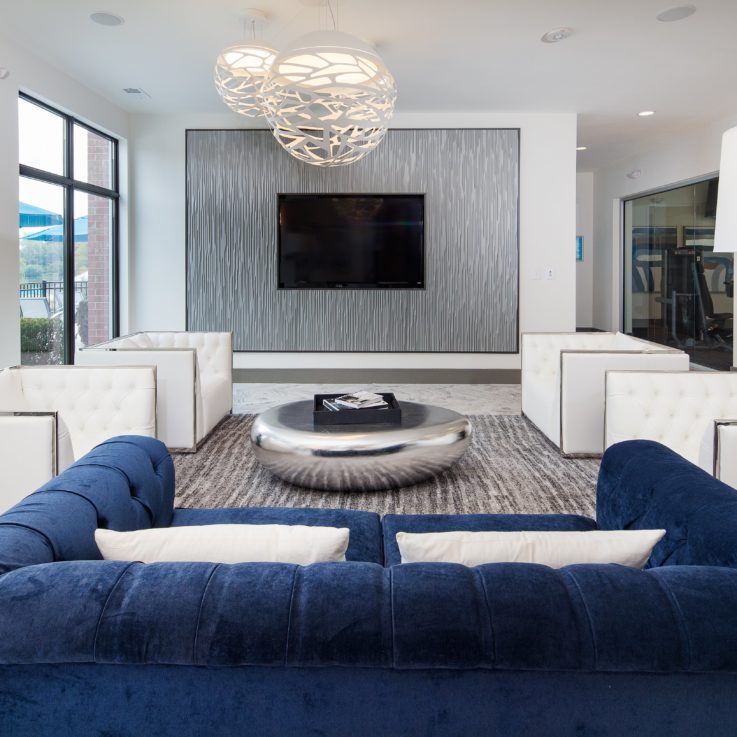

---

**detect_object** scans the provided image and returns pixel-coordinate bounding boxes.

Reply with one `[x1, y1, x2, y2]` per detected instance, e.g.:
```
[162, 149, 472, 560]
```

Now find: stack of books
[322, 391, 389, 412]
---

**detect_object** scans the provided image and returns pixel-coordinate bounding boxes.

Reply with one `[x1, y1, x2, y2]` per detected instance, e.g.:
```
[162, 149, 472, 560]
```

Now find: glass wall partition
[18, 94, 118, 364]
[623, 177, 732, 370]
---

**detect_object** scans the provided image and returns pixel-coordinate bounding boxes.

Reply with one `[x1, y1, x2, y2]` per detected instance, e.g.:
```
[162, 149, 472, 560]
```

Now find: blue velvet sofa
[2, 436, 737, 736]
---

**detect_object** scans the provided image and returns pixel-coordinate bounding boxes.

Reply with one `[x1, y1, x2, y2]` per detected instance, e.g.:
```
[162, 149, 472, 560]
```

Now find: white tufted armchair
[0, 365, 157, 512]
[77, 332, 232, 451]
[605, 370, 737, 489]
[521, 332, 689, 456]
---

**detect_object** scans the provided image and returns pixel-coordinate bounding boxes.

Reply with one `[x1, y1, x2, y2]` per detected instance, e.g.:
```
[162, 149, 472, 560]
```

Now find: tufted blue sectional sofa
[2, 436, 737, 736]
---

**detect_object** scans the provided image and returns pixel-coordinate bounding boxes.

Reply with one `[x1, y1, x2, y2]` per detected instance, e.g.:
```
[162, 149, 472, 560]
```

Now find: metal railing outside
[19, 281, 88, 312]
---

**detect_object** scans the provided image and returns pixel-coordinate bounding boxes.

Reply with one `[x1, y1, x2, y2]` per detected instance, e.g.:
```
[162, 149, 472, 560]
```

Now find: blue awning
[19, 202, 63, 228]
[24, 216, 88, 243]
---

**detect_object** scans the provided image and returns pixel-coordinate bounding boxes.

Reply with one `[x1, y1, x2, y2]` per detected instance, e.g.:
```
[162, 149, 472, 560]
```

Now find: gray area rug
[174, 415, 599, 517]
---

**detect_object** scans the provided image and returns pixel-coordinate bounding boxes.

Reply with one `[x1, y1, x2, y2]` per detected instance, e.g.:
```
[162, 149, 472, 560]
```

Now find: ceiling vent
[122, 88, 151, 98]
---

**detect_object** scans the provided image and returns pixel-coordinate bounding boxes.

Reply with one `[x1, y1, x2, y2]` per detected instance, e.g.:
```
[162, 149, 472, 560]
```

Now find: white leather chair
[77, 331, 232, 451]
[0, 365, 157, 512]
[521, 332, 688, 456]
[605, 370, 737, 489]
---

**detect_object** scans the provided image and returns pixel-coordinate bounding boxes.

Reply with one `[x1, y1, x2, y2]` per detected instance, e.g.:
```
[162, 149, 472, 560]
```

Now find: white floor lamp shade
[714, 126, 737, 253]
[214, 43, 277, 117]
[260, 31, 397, 167]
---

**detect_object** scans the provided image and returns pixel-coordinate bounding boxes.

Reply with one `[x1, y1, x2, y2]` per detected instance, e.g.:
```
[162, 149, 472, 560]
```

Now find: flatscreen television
[277, 193, 425, 289]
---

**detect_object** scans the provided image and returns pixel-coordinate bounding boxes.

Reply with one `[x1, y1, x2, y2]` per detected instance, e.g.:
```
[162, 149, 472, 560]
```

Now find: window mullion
[64, 115, 75, 364]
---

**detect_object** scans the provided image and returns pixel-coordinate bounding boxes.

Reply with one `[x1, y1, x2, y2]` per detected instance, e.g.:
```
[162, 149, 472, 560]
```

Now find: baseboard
[232, 368, 521, 384]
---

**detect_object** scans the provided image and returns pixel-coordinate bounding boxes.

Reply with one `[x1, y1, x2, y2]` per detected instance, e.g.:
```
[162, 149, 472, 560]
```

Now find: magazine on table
[323, 391, 389, 411]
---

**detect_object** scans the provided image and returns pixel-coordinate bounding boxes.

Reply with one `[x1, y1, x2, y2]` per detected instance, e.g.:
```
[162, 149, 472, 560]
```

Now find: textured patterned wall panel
[186, 128, 519, 352]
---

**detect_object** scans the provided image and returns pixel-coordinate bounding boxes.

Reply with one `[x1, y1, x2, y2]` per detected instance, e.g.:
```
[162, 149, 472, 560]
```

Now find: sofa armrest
[559, 351, 688, 455]
[194, 331, 232, 383]
[186, 332, 232, 440]
[715, 420, 737, 489]
[0, 413, 56, 513]
[0, 435, 174, 573]
[520, 332, 675, 450]
[78, 349, 195, 450]
[17, 365, 158, 462]
[143, 332, 232, 384]
[597, 439, 737, 567]
[605, 371, 737, 474]
[521, 333, 568, 444]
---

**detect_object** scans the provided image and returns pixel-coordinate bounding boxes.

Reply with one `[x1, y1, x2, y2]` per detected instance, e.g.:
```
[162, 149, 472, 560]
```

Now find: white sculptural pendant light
[714, 126, 737, 253]
[260, 30, 397, 166]
[214, 12, 276, 118]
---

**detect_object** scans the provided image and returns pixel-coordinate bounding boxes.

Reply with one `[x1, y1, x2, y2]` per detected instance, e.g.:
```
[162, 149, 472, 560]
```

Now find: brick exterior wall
[84, 133, 111, 346]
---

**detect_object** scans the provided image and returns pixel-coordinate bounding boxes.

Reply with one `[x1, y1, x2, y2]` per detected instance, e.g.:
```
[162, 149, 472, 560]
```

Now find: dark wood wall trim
[233, 368, 521, 384]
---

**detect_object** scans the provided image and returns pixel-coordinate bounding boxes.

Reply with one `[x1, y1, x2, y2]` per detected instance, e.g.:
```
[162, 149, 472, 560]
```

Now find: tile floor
[233, 383, 521, 415]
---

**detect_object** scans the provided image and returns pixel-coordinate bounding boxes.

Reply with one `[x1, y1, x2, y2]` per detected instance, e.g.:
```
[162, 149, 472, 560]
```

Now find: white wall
[0, 33, 129, 367]
[576, 171, 594, 328]
[129, 110, 577, 369]
[592, 112, 737, 340]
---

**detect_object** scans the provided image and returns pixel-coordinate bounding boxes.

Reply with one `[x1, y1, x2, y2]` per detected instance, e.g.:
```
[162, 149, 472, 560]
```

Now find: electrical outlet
[545, 268, 555, 280]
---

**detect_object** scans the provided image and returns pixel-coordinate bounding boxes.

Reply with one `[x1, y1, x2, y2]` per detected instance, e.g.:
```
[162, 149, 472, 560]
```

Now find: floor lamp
[713, 126, 737, 370]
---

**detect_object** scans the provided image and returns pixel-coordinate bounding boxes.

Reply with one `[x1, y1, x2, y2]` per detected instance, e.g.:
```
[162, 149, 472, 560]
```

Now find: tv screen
[278, 194, 425, 289]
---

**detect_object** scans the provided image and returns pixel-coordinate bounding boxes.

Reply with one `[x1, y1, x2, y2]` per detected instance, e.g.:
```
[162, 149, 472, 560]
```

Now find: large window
[623, 177, 733, 371]
[18, 95, 118, 364]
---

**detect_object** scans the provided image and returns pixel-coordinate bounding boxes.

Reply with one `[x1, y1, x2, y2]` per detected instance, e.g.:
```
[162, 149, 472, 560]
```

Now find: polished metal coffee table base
[251, 401, 473, 491]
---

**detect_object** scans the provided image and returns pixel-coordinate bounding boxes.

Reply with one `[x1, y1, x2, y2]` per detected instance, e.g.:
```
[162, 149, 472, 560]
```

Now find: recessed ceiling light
[90, 12, 125, 26]
[656, 5, 696, 22]
[638, 110, 656, 117]
[541, 27, 574, 44]
[576, 146, 587, 151]
[627, 169, 642, 179]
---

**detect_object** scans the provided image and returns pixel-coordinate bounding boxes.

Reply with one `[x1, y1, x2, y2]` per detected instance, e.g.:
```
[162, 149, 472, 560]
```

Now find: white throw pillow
[95, 524, 350, 565]
[396, 529, 666, 569]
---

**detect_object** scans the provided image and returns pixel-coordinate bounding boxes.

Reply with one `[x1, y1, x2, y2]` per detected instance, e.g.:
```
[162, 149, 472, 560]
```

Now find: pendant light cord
[240, 16, 259, 41]
[241, 17, 257, 41]
[320, 0, 338, 31]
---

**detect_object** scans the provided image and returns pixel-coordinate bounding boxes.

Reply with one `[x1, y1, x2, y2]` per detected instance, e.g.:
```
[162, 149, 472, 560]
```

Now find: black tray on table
[313, 393, 402, 426]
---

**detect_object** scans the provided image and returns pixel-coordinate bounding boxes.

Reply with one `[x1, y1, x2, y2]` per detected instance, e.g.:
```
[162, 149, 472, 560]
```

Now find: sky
[18, 97, 92, 219]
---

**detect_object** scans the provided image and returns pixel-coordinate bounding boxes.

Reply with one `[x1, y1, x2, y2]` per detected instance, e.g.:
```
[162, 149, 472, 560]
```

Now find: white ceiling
[3, 0, 737, 170]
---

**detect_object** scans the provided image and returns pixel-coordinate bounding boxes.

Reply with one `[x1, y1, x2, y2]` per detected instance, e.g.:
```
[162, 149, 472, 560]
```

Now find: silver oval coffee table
[251, 401, 472, 491]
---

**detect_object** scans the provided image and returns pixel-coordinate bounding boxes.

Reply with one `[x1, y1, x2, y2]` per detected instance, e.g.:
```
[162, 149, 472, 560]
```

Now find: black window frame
[18, 92, 120, 364]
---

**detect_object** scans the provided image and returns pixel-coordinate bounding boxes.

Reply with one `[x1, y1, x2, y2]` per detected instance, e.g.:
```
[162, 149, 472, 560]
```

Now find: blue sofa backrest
[0, 435, 385, 570]
[598, 440, 737, 568]
[0, 436, 174, 574]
